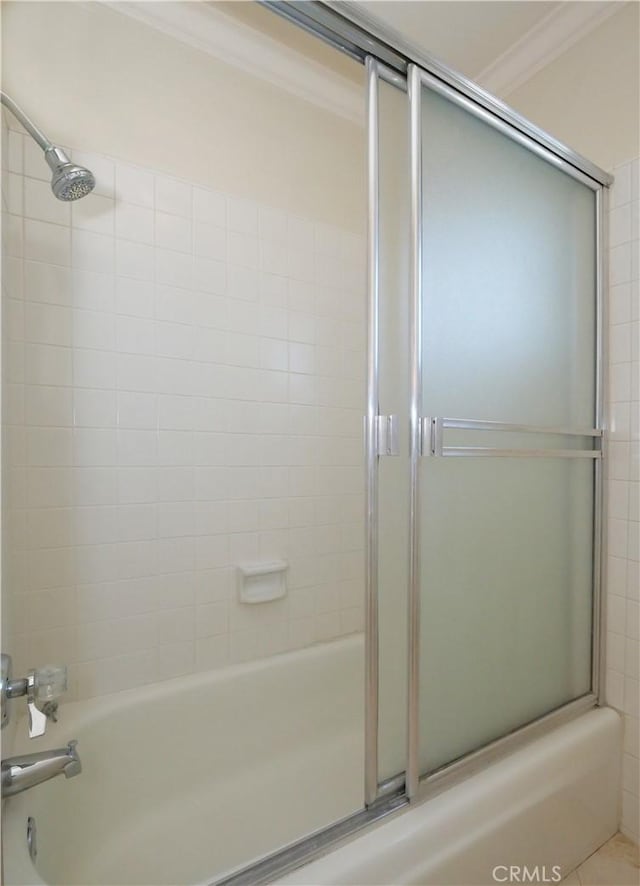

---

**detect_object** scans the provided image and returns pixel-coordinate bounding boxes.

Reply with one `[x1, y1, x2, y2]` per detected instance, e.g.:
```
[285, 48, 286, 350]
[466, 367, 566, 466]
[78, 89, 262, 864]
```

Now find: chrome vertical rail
[406, 63, 423, 800]
[364, 55, 380, 807]
[592, 185, 609, 700]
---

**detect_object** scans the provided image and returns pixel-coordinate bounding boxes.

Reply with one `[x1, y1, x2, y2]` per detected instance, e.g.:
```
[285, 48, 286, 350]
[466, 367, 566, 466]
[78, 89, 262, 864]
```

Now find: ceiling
[358, 1, 561, 80]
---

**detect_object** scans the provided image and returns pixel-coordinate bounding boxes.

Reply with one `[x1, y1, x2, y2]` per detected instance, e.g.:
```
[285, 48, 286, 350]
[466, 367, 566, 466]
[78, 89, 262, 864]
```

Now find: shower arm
[0, 90, 53, 152]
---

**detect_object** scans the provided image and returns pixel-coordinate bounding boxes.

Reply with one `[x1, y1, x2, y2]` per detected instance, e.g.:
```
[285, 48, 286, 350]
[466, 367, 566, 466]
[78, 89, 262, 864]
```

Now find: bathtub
[2, 634, 622, 886]
[2, 636, 365, 885]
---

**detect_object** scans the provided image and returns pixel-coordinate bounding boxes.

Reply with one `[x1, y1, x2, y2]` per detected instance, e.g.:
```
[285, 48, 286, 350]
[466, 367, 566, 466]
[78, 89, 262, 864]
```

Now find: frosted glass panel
[419, 456, 594, 773]
[421, 88, 596, 429]
[418, 85, 597, 775]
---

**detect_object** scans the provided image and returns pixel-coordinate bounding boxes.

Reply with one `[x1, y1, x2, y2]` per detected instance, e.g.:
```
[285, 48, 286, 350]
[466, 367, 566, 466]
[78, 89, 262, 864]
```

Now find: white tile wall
[605, 157, 640, 844]
[1, 115, 366, 701]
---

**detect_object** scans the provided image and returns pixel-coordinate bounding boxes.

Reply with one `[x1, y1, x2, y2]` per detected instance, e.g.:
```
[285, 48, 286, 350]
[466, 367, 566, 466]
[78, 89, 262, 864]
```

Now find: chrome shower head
[45, 147, 95, 202]
[0, 91, 95, 202]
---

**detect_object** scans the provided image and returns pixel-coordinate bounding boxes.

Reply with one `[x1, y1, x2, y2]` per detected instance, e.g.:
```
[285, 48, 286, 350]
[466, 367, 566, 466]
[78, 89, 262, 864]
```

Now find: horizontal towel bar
[436, 418, 602, 437]
[419, 417, 603, 458]
[439, 447, 601, 459]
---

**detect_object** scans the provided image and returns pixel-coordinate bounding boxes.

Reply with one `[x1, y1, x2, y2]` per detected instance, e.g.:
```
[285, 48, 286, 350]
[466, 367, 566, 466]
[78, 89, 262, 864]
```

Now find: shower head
[45, 147, 95, 202]
[1, 91, 95, 202]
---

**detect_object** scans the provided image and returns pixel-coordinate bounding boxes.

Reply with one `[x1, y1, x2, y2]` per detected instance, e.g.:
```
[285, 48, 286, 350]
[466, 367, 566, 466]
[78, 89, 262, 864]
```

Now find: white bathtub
[2, 636, 365, 885]
[2, 635, 622, 886]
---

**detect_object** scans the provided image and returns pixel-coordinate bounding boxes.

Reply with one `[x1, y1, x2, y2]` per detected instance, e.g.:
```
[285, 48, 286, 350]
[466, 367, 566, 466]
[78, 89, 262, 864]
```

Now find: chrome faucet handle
[1, 656, 68, 737]
[27, 672, 47, 739]
[28, 665, 67, 737]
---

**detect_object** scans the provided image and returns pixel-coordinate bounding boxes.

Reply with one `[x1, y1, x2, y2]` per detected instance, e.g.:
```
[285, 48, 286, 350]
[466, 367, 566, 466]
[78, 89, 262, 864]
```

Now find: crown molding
[102, 1, 363, 125]
[99, 1, 628, 122]
[477, 1, 629, 98]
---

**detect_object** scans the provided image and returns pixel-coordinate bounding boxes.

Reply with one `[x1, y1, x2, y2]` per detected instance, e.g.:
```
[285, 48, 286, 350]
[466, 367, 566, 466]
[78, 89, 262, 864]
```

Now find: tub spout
[1, 740, 81, 797]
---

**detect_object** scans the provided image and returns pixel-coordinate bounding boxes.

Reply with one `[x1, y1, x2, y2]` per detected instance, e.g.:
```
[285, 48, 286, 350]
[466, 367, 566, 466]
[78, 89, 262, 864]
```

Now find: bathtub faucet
[1, 740, 81, 798]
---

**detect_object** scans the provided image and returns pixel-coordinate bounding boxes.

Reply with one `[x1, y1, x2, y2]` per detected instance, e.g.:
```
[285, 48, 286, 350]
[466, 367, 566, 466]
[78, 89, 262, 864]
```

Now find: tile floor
[563, 833, 639, 885]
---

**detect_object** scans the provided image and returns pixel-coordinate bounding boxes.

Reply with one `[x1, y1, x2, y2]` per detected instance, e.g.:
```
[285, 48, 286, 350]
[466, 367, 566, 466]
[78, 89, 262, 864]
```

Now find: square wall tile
[116, 164, 154, 208]
[155, 176, 191, 217]
[24, 219, 70, 265]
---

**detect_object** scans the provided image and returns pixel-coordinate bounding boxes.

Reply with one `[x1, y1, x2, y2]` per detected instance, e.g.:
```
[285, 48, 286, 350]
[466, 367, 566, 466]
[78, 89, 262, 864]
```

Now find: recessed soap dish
[237, 560, 288, 604]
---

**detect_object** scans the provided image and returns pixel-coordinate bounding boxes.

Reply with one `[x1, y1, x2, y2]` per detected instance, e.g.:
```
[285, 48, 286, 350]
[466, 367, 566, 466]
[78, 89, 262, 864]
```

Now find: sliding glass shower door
[407, 67, 602, 785]
[370, 55, 603, 802]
